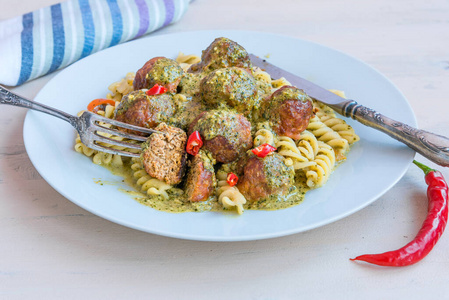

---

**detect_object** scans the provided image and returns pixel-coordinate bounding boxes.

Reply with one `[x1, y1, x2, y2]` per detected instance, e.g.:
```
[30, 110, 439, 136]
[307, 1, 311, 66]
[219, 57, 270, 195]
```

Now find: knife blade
[249, 54, 349, 109]
[249, 53, 449, 167]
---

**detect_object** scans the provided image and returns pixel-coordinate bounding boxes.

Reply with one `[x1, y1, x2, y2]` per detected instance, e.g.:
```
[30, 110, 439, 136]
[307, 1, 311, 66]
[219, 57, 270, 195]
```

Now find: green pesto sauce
[202, 37, 252, 73]
[246, 184, 306, 211]
[193, 109, 242, 146]
[262, 153, 294, 190]
[99, 158, 308, 213]
[100, 47, 318, 214]
[114, 90, 143, 116]
[169, 94, 204, 130]
[115, 90, 175, 125]
[146, 58, 183, 85]
[178, 72, 203, 95]
[200, 67, 258, 115]
[272, 86, 311, 104]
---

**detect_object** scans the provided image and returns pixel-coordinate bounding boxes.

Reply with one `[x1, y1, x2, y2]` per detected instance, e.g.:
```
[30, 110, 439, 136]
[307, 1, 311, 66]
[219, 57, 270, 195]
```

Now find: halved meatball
[188, 37, 252, 74]
[133, 57, 183, 92]
[200, 67, 258, 115]
[262, 86, 313, 139]
[114, 90, 175, 133]
[184, 150, 216, 202]
[141, 123, 187, 185]
[236, 153, 294, 202]
[188, 110, 252, 163]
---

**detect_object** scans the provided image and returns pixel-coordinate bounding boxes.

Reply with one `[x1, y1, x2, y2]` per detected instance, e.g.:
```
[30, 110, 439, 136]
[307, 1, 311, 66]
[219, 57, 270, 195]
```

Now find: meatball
[188, 110, 252, 163]
[200, 67, 258, 115]
[263, 86, 313, 140]
[188, 37, 252, 74]
[184, 150, 216, 202]
[141, 123, 187, 185]
[114, 90, 175, 132]
[237, 153, 294, 202]
[133, 57, 183, 92]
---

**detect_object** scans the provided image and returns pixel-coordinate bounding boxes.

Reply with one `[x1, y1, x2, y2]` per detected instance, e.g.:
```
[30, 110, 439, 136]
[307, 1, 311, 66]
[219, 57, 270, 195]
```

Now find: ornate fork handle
[0, 85, 78, 126]
[328, 100, 449, 167]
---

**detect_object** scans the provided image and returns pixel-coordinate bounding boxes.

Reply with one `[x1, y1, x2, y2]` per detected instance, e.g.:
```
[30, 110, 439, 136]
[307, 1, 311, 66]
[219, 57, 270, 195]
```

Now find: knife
[249, 54, 449, 167]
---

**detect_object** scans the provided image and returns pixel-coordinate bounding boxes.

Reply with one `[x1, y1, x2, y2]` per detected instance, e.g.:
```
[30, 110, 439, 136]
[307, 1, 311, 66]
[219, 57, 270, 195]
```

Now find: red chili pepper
[186, 131, 203, 156]
[146, 84, 168, 96]
[227, 172, 238, 187]
[252, 143, 276, 158]
[87, 99, 116, 113]
[350, 160, 448, 266]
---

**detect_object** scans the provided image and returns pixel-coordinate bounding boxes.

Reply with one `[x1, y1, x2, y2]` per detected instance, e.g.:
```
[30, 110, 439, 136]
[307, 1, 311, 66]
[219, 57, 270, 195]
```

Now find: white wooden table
[1, 0, 449, 298]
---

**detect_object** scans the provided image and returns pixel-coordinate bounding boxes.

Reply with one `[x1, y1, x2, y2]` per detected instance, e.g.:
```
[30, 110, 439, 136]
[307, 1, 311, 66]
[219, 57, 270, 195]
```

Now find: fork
[0, 85, 159, 157]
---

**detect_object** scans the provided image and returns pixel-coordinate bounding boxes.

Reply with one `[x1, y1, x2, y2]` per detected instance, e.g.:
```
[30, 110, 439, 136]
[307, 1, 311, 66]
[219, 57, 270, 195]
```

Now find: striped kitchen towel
[0, 0, 192, 86]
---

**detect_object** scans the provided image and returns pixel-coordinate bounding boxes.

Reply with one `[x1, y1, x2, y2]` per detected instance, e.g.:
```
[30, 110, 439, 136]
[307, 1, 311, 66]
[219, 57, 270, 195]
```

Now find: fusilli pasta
[131, 158, 173, 199]
[313, 101, 359, 145]
[271, 77, 291, 90]
[107, 72, 135, 101]
[216, 171, 247, 214]
[275, 135, 317, 170]
[254, 128, 275, 147]
[305, 141, 336, 188]
[176, 52, 201, 71]
[307, 115, 349, 157]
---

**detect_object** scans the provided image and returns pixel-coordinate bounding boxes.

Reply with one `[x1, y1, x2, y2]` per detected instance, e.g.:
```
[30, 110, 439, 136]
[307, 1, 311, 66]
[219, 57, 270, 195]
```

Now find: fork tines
[90, 113, 161, 136]
[81, 111, 162, 158]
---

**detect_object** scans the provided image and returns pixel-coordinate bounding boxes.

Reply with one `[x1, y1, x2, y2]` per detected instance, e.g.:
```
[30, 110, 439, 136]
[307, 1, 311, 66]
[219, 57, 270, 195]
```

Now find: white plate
[24, 30, 416, 241]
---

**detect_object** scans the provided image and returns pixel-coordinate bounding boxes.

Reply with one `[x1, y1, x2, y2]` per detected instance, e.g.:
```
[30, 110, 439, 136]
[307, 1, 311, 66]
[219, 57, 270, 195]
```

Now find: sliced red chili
[227, 172, 238, 187]
[350, 160, 448, 266]
[186, 131, 203, 156]
[87, 99, 116, 113]
[252, 143, 276, 158]
[146, 84, 168, 96]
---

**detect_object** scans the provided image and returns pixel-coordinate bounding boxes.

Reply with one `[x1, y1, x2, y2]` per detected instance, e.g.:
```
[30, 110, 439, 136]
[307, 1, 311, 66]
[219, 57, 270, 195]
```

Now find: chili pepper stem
[413, 160, 434, 175]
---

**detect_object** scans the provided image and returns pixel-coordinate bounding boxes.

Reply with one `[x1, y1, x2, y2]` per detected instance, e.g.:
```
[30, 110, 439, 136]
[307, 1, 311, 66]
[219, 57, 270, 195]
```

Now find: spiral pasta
[296, 130, 319, 159]
[95, 103, 117, 119]
[216, 171, 247, 214]
[176, 52, 201, 71]
[305, 141, 336, 188]
[253, 67, 272, 84]
[313, 102, 359, 145]
[271, 77, 291, 90]
[131, 158, 173, 199]
[75, 132, 128, 167]
[275, 135, 317, 170]
[74, 135, 96, 157]
[254, 128, 275, 147]
[319, 114, 359, 145]
[106, 72, 135, 102]
[306, 115, 349, 158]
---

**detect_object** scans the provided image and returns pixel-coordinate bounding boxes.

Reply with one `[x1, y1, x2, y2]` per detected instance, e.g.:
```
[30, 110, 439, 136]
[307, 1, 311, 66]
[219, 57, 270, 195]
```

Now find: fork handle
[330, 100, 449, 167]
[0, 85, 77, 126]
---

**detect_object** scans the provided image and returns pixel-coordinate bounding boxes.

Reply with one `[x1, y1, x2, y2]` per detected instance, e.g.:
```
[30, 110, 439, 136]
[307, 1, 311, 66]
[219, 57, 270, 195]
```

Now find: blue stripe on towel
[48, 4, 65, 73]
[2, 0, 191, 86]
[79, 0, 95, 59]
[17, 13, 34, 85]
[107, 0, 123, 47]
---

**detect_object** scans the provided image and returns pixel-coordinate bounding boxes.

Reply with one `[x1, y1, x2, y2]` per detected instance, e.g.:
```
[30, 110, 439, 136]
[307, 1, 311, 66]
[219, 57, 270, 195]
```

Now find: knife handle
[330, 100, 449, 167]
